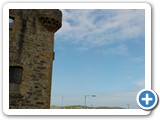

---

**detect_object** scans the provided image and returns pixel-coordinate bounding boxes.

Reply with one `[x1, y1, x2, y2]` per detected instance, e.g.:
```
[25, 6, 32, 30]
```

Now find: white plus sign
[142, 93, 153, 105]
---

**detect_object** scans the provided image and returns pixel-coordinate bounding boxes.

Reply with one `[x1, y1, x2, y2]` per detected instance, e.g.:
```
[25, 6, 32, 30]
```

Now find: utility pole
[84, 95, 96, 107]
[62, 96, 64, 108]
[127, 104, 130, 109]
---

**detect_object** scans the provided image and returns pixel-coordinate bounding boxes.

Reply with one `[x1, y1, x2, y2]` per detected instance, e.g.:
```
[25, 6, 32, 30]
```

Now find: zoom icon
[137, 89, 158, 110]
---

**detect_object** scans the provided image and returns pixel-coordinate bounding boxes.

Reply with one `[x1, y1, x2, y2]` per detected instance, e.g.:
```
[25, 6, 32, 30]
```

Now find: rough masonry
[9, 9, 62, 109]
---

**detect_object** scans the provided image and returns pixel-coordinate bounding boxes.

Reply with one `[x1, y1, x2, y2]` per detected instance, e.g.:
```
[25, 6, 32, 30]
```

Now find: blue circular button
[137, 89, 158, 110]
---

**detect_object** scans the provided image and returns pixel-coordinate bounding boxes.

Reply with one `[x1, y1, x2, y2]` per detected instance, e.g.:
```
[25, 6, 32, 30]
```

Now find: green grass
[50, 105, 125, 109]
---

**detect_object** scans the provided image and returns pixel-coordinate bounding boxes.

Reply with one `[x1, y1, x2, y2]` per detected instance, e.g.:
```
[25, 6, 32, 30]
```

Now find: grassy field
[50, 105, 125, 109]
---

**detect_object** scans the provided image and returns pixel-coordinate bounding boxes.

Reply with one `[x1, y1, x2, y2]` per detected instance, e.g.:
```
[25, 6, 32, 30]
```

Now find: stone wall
[9, 9, 62, 109]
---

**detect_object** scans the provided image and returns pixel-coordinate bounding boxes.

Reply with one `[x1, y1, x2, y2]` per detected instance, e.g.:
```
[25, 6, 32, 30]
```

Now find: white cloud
[97, 44, 128, 55]
[135, 79, 145, 87]
[55, 9, 145, 55]
[131, 56, 145, 63]
[55, 9, 145, 49]
[76, 46, 89, 51]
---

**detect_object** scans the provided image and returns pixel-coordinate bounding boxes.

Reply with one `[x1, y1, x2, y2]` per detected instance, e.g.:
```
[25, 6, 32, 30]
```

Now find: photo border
[3, 2, 151, 115]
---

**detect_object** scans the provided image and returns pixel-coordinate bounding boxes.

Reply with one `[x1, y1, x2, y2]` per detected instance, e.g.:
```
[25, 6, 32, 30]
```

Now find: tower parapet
[38, 9, 62, 32]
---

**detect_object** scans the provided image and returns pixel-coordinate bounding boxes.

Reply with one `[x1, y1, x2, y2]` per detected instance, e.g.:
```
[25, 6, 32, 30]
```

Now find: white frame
[3, 2, 151, 115]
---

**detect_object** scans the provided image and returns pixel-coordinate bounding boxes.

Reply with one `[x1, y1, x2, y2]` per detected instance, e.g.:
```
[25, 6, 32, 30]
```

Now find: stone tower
[9, 9, 62, 109]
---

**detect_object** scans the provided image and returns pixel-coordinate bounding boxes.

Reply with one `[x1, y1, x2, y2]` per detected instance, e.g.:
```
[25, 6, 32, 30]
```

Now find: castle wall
[9, 9, 62, 109]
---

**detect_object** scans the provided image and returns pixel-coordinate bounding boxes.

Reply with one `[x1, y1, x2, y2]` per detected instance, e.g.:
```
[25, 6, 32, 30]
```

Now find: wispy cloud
[76, 46, 89, 51]
[131, 56, 145, 63]
[134, 79, 145, 87]
[97, 44, 128, 55]
[55, 9, 145, 49]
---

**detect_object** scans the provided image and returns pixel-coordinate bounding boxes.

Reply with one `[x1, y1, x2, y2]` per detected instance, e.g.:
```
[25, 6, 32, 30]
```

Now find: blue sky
[51, 9, 145, 109]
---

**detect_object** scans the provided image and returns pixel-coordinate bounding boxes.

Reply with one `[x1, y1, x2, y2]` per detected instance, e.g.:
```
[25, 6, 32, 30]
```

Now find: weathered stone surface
[9, 9, 62, 109]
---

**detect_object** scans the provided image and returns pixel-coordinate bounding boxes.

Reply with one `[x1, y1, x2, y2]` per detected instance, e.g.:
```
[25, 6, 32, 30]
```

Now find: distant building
[9, 9, 62, 109]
